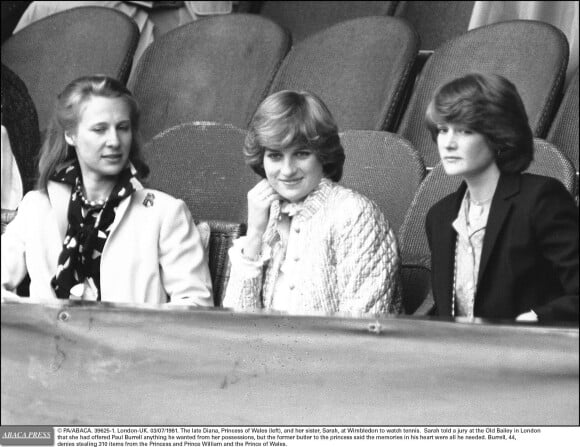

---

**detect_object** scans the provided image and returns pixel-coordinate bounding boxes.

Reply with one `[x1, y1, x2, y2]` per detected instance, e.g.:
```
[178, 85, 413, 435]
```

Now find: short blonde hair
[244, 90, 345, 181]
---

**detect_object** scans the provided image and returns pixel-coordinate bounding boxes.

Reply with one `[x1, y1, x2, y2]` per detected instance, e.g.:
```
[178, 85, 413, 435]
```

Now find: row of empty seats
[2, 8, 578, 173]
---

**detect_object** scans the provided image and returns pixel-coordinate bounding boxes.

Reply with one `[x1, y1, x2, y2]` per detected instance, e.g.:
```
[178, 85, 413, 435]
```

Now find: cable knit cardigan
[223, 179, 402, 316]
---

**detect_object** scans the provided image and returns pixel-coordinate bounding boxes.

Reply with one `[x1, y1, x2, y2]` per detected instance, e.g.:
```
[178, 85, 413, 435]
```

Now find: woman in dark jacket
[425, 73, 578, 323]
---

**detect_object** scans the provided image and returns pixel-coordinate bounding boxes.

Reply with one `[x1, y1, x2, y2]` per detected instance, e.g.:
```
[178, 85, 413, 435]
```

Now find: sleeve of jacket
[425, 207, 434, 251]
[1, 192, 34, 298]
[424, 206, 439, 316]
[158, 199, 213, 306]
[222, 237, 267, 310]
[529, 179, 579, 322]
[335, 195, 402, 315]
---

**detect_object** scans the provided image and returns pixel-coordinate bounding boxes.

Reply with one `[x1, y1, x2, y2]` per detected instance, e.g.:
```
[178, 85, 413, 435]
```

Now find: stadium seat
[1, 63, 40, 196]
[144, 122, 258, 306]
[547, 69, 579, 199]
[269, 16, 419, 132]
[396, 20, 570, 168]
[394, 1, 474, 51]
[143, 121, 259, 223]
[1, 68, 37, 290]
[129, 14, 291, 144]
[528, 138, 577, 197]
[203, 219, 247, 307]
[339, 130, 425, 234]
[1, 6, 140, 135]
[258, 1, 398, 43]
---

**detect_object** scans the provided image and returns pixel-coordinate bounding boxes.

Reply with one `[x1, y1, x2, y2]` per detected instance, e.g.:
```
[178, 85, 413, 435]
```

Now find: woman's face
[436, 122, 497, 179]
[263, 145, 324, 203]
[65, 96, 132, 182]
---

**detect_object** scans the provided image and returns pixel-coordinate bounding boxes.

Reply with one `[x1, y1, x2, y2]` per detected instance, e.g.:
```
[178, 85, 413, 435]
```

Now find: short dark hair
[425, 73, 534, 173]
[244, 90, 345, 181]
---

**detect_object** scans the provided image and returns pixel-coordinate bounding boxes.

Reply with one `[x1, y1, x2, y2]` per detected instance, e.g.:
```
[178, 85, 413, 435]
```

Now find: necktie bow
[279, 201, 303, 217]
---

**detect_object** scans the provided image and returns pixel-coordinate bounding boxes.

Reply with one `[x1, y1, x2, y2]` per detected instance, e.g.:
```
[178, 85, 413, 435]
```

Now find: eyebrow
[89, 119, 131, 127]
[264, 146, 310, 153]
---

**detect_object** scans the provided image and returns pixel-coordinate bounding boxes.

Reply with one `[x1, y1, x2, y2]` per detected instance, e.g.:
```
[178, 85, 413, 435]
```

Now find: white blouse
[452, 191, 491, 318]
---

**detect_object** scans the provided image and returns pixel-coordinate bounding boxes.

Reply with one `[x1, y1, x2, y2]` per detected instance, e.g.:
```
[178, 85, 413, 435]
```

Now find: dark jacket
[426, 173, 579, 323]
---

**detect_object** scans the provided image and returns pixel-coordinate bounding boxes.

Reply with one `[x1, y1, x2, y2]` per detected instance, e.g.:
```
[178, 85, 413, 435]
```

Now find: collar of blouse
[263, 178, 334, 245]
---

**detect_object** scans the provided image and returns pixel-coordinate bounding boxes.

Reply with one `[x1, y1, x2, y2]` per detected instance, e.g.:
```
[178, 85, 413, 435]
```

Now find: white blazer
[1, 181, 213, 306]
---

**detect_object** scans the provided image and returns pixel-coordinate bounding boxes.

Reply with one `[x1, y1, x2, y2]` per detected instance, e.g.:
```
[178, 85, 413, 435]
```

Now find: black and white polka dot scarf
[50, 162, 139, 300]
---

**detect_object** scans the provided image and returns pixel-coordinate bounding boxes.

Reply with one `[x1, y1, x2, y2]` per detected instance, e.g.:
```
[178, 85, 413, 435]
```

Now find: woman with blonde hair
[1, 75, 212, 305]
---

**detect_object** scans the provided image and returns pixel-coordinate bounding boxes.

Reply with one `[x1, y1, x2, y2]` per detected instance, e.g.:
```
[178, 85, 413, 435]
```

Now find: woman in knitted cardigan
[223, 90, 402, 317]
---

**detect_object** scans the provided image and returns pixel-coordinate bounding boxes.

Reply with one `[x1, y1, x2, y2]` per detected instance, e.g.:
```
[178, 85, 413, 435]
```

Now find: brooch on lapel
[143, 193, 155, 207]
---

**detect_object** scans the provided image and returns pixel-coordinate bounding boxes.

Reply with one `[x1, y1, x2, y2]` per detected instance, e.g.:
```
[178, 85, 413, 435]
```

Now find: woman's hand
[245, 179, 280, 258]
[515, 310, 538, 322]
[1, 289, 26, 304]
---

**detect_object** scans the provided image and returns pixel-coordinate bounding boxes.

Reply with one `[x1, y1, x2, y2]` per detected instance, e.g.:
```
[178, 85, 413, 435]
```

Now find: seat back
[526, 138, 577, 197]
[269, 16, 419, 132]
[130, 14, 291, 144]
[394, 1, 474, 51]
[1, 63, 40, 194]
[397, 166, 464, 315]
[143, 122, 259, 223]
[1, 6, 139, 134]
[548, 69, 579, 184]
[399, 164, 461, 268]
[203, 220, 247, 307]
[259, 1, 398, 43]
[144, 122, 256, 305]
[397, 20, 570, 168]
[339, 130, 425, 234]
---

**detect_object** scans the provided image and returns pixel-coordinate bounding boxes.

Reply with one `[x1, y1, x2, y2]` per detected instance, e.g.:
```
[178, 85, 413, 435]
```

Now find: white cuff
[228, 237, 271, 277]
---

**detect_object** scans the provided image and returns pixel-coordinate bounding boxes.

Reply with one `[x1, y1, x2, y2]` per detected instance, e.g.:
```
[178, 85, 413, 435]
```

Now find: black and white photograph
[1, 1, 578, 445]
